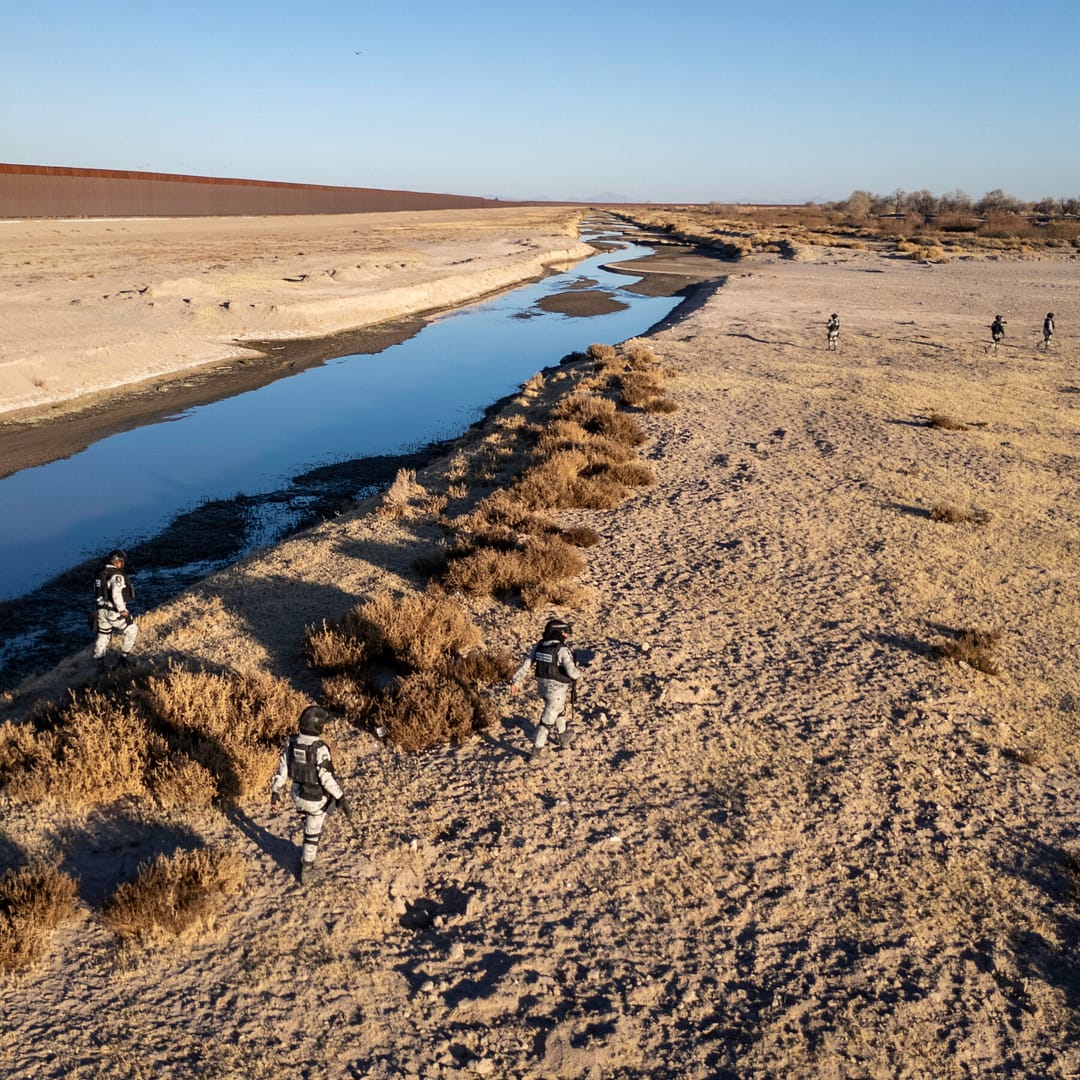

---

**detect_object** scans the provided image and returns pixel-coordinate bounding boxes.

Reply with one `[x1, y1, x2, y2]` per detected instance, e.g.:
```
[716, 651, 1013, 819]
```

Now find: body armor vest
[94, 565, 133, 609]
[287, 736, 327, 799]
[534, 639, 572, 683]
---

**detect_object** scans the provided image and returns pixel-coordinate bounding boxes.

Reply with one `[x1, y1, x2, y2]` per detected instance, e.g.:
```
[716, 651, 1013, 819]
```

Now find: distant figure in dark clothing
[987, 315, 1006, 354]
[826, 313, 840, 351]
[1042, 312, 1055, 350]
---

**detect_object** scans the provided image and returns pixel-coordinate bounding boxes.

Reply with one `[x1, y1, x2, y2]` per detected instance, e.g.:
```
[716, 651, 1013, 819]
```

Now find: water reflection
[0, 234, 676, 605]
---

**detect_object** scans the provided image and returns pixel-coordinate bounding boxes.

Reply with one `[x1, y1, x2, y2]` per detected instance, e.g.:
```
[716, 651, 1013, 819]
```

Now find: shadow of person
[222, 803, 297, 876]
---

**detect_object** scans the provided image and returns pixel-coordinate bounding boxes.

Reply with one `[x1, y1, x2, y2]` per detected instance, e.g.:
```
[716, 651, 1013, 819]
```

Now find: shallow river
[0, 223, 688, 685]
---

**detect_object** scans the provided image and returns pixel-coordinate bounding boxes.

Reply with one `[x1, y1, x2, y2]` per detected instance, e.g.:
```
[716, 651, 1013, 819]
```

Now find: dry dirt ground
[0, 206, 590, 473]
[2, 236, 1080, 1078]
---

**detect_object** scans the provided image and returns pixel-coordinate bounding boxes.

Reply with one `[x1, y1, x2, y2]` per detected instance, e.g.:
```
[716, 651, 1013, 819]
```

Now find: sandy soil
[0, 206, 591, 451]
[2, 233, 1080, 1077]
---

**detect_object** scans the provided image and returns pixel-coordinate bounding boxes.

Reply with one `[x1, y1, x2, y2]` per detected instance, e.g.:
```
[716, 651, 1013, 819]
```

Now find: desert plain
[1, 205, 1079, 1078]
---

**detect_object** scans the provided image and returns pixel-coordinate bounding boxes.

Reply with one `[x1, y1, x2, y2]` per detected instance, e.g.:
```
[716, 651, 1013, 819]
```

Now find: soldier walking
[1042, 312, 1055, 350]
[826, 313, 840, 351]
[988, 314, 1006, 353]
[510, 618, 582, 765]
[270, 706, 353, 886]
[93, 549, 137, 670]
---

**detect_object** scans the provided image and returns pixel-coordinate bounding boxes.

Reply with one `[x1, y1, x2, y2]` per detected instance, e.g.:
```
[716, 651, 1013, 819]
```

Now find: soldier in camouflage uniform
[510, 618, 582, 765]
[93, 549, 137, 670]
[270, 706, 352, 886]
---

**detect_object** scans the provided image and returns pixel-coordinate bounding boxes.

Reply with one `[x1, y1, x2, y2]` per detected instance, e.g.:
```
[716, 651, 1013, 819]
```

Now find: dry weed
[0, 666, 305, 809]
[452, 648, 517, 683]
[643, 396, 679, 414]
[926, 413, 969, 431]
[934, 628, 1002, 675]
[929, 503, 990, 525]
[372, 670, 491, 751]
[0, 864, 79, 971]
[560, 526, 602, 548]
[102, 847, 247, 940]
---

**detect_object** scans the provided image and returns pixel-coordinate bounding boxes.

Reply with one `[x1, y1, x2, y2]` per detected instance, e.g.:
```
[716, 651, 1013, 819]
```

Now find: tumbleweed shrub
[303, 613, 371, 673]
[320, 672, 375, 720]
[930, 503, 990, 525]
[0, 689, 154, 806]
[305, 586, 480, 677]
[102, 847, 246, 941]
[451, 647, 517, 684]
[586, 342, 617, 367]
[933, 628, 1002, 675]
[353, 585, 482, 673]
[554, 394, 646, 447]
[141, 666, 304, 802]
[895, 240, 950, 262]
[927, 413, 969, 431]
[374, 670, 492, 751]
[598, 461, 657, 487]
[532, 420, 635, 468]
[511, 450, 629, 512]
[456, 490, 561, 538]
[0, 864, 79, 971]
[442, 534, 585, 604]
[642, 395, 679, 414]
[0, 666, 305, 809]
[617, 370, 664, 408]
[560, 525, 602, 548]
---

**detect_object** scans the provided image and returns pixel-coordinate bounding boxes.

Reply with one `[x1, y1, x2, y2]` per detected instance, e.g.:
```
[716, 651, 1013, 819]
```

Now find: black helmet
[299, 706, 329, 735]
[543, 618, 572, 641]
[106, 549, 128, 566]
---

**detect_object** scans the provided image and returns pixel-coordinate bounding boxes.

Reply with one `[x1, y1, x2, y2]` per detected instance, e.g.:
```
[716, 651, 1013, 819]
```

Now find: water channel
[0, 221, 692, 687]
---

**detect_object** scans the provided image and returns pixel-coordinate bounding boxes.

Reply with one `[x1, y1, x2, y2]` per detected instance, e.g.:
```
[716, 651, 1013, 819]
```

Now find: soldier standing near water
[93, 549, 137, 670]
[510, 618, 583, 765]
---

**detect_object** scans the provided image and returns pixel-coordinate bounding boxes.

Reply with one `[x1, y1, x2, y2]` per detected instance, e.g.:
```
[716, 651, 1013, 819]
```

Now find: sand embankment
[2, 240, 1079, 1076]
[0, 206, 591, 421]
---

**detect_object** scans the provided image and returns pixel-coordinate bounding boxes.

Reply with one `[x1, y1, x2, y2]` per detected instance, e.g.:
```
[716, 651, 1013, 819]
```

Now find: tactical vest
[534, 639, 572, 683]
[287, 736, 327, 799]
[94, 565, 133, 609]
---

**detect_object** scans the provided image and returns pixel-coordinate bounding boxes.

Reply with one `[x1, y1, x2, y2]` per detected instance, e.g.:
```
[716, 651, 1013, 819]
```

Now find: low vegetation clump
[0, 864, 79, 971]
[618, 188, 1080, 260]
[926, 413, 969, 431]
[929, 503, 990, 525]
[560, 525, 602, 548]
[310, 340, 678, 749]
[934, 628, 1002, 675]
[101, 847, 246, 941]
[306, 585, 494, 750]
[0, 666, 305, 810]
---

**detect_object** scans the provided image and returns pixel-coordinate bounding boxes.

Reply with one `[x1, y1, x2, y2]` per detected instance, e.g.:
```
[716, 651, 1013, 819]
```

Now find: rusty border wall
[0, 163, 518, 219]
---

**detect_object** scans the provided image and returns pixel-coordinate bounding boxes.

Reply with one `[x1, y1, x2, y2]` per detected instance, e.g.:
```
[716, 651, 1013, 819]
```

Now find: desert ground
[1, 212, 1079, 1078]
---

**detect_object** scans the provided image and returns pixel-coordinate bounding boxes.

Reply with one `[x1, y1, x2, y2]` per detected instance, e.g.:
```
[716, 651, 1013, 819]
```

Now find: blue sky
[3, 1, 1077, 204]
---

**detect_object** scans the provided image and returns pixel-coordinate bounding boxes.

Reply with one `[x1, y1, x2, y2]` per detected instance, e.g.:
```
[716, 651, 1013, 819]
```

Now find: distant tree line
[830, 188, 1080, 220]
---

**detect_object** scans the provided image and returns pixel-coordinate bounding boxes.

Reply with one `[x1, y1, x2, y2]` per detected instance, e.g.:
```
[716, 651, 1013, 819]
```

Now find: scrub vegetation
[307, 340, 675, 751]
[623, 186, 1080, 263]
[0, 864, 79, 971]
[101, 847, 247, 940]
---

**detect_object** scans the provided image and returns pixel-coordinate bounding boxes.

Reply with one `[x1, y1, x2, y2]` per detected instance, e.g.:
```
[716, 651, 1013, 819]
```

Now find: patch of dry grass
[929, 503, 990, 525]
[0, 864, 79, 971]
[926, 413, 969, 431]
[442, 533, 585, 606]
[0, 666, 306, 809]
[101, 847, 246, 941]
[560, 526, 602, 548]
[370, 670, 492, 751]
[933, 628, 1002, 675]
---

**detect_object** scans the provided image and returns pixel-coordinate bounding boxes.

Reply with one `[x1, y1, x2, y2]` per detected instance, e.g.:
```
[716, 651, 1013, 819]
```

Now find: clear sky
[3, 0, 1077, 204]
